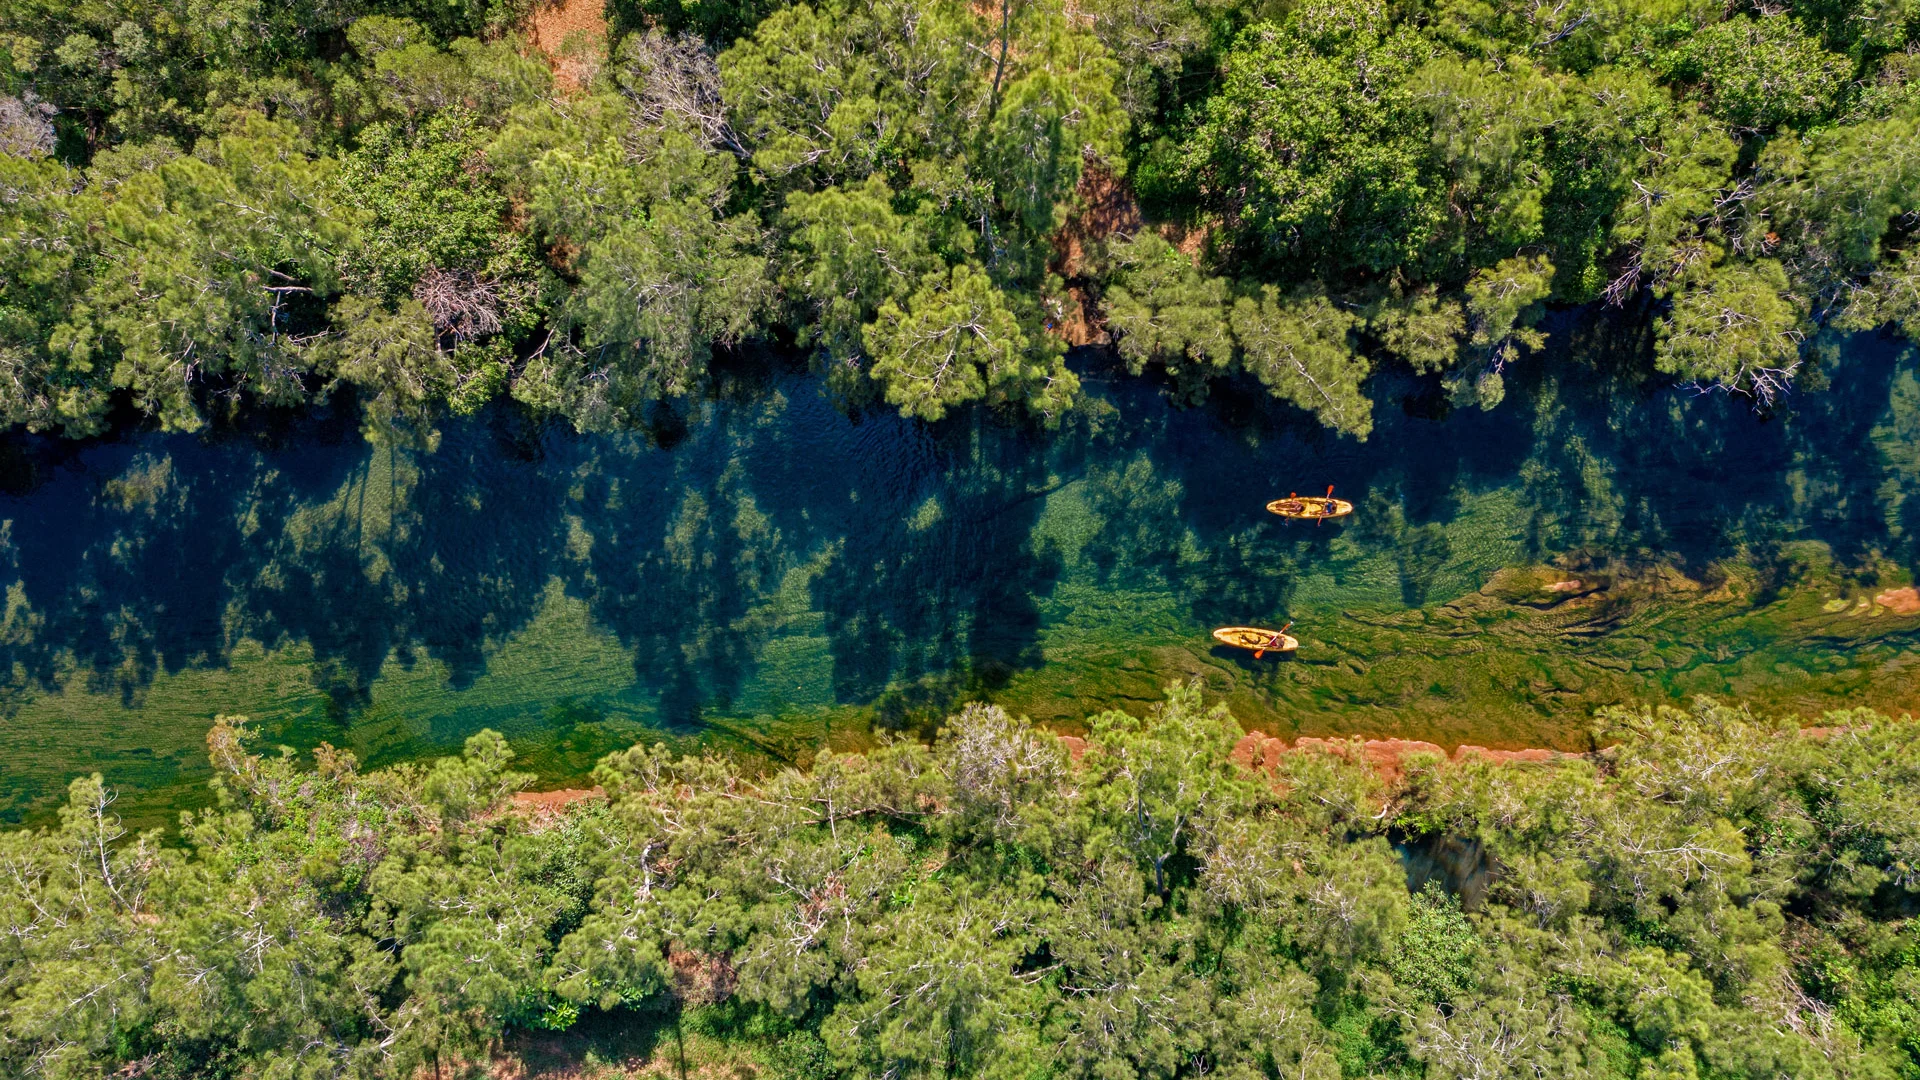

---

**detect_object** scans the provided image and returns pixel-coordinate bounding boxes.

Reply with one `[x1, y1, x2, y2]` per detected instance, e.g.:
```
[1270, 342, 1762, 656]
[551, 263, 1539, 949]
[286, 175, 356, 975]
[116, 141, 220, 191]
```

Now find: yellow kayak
[1267, 496, 1353, 520]
[1212, 626, 1298, 654]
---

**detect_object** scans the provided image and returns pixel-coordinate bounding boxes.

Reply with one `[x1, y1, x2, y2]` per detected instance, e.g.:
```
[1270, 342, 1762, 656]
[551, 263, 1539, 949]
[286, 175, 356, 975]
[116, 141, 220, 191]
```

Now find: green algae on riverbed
[8, 533, 1914, 831]
[2, 325, 1919, 827]
[1002, 549, 1920, 750]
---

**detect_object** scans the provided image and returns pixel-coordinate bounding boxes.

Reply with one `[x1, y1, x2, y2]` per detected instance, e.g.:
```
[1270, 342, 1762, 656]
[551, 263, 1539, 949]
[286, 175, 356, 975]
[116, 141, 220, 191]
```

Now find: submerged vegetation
[0, 684, 1916, 1078]
[2, 0, 1919, 438]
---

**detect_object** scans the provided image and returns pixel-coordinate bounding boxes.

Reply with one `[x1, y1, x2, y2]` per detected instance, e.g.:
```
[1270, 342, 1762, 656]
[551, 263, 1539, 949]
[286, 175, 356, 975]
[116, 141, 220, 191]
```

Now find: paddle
[1253, 620, 1294, 659]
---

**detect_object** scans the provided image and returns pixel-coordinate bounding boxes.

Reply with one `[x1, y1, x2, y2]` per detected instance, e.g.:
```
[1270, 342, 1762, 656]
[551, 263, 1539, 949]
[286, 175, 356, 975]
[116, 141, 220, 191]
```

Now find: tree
[1601, 110, 1738, 302]
[333, 111, 539, 307]
[545, 193, 771, 415]
[718, 0, 983, 187]
[1390, 883, 1479, 1007]
[0, 152, 104, 433]
[936, 702, 1070, 846]
[340, 16, 553, 127]
[1230, 285, 1372, 437]
[866, 262, 1076, 422]
[1656, 260, 1805, 403]
[1838, 243, 1920, 340]
[1102, 231, 1235, 385]
[1102, 233, 1376, 432]
[1755, 111, 1920, 309]
[1538, 69, 1669, 301]
[1405, 968, 1594, 1080]
[1073, 0, 1228, 121]
[821, 881, 1047, 1080]
[1365, 286, 1465, 373]
[0, 776, 172, 1077]
[1413, 58, 1561, 272]
[506, 95, 771, 428]
[781, 176, 940, 393]
[1081, 680, 1255, 896]
[1179, 0, 1440, 275]
[48, 116, 356, 432]
[1450, 254, 1554, 411]
[980, 24, 1128, 238]
[1663, 17, 1848, 132]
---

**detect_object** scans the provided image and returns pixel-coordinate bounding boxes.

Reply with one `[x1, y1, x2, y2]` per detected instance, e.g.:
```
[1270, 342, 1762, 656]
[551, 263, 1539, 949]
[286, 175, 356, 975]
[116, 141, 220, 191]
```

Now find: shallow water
[3, 316, 1920, 826]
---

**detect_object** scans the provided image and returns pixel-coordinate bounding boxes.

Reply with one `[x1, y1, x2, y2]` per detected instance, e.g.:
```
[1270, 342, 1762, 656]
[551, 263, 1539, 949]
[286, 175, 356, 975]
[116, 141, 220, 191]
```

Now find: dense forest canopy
[0, 685, 1915, 1078]
[2, 0, 1918, 439]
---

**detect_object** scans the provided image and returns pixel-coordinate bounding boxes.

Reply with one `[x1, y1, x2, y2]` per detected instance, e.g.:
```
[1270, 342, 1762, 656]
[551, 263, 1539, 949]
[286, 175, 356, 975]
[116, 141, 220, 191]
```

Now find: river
[2, 315, 1918, 826]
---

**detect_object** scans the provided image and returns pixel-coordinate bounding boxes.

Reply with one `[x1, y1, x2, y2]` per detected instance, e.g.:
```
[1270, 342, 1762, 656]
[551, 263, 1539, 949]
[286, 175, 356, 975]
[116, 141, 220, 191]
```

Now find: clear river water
[3, 315, 1920, 826]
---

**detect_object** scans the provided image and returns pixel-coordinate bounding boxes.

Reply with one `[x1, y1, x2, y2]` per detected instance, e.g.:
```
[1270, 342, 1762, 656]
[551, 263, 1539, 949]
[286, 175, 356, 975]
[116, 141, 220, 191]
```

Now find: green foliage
[1839, 242, 1920, 339]
[1413, 58, 1562, 270]
[44, 117, 356, 433]
[1082, 680, 1253, 892]
[1103, 231, 1235, 381]
[982, 23, 1129, 238]
[6, 0, 1920, 436]
[1230, 284, 1371, 437]
[1755, 111, 1920, 303]
[1662, 17, 1850, 132]
[497, 77, 772, 428]
[866, 262, 1076, 422]
[0, 688, 1917, 1077]
[3, 0, 346, 148]
[1536, 70, 1670, 301]
[1389, 882, 1478, 1005]
[1366, 286, 1465, 373]
[1604, 112, 1739, 296]
[1102, 232, 1373, 433]
[543, 186, 770, 419]
[340, 16, 553, 125]
[327, 108, 541, 429]
[0, 153, 102, 432]
[781, 176, 941, 395]
[768, 1028, 837, 1080]
[1656, 260, 1806, 403]
[717, 0, 1120, 422]
[614, 0, 786, 45]
[1448, 254, 1554, 410]
[333, 111, 539, 306]
[1074, 0, 1232, 123]
[1181, 0, 1439, 275]
[718, 0, 984, 187]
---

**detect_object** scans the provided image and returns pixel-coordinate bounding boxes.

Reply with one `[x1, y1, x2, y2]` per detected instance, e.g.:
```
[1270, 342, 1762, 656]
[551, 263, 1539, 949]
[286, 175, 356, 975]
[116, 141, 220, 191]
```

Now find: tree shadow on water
[809, 411, 1066, 728]
[555, 429, 773, 729]
[0, 401, 577, 722]
[1859, 341, 1920, 579]
[225, 416, 570, 709]
[1781, 334, 1912, 577]
[0, 415, 367, 711]
[1056, 309, 1917, 629]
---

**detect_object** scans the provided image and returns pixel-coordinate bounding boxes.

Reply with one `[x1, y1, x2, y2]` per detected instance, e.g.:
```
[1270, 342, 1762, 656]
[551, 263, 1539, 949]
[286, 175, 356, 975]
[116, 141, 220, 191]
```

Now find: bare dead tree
[611, 31, 750, 158]
[0, 93, 56, 159]
[413, 267, 507, 342]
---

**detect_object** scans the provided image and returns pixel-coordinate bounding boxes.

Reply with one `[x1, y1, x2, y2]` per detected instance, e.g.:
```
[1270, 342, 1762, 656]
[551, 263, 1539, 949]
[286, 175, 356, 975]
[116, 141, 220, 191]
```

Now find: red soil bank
[1230, 732, 1576, 782]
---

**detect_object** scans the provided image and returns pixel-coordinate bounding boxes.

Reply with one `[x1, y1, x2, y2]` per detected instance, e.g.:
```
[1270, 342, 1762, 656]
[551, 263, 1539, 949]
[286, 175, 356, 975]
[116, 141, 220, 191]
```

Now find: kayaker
[1255, 622, 1293, 658]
